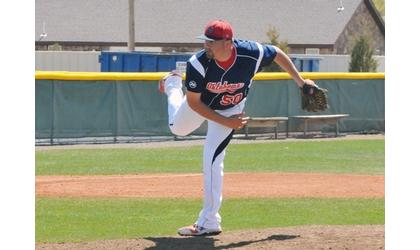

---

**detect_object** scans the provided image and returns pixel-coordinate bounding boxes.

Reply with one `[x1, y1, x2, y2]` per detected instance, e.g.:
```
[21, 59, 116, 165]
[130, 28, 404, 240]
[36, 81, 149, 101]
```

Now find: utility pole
[128, 0, 135, 51]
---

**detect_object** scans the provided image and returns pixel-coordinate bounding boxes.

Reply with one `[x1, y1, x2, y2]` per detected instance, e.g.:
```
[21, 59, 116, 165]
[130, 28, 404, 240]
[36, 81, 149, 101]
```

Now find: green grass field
[36, 139, 384, 175]
[36, 139, 385, 243]
[36, 197, 384, 243]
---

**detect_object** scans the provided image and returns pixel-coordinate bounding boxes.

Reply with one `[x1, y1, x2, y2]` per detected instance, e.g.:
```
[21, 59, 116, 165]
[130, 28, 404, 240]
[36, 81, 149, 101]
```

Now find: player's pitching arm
[186, 91, 249, 130]
[272, 46, 316, 88]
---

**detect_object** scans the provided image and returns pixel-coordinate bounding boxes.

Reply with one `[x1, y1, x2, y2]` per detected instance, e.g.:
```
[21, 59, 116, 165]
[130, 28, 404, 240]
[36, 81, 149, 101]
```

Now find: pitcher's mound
[36, 225, 384, 250]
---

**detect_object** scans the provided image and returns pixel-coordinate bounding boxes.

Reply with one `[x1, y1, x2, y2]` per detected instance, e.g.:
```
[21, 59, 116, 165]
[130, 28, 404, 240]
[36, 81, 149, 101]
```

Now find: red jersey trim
[215, 46, 237, 71]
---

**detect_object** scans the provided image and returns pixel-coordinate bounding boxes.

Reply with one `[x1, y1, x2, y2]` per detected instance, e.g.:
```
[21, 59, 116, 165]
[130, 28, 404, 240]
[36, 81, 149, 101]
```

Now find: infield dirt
[36, 225, 384, 250]
[36, 172, 383, 199]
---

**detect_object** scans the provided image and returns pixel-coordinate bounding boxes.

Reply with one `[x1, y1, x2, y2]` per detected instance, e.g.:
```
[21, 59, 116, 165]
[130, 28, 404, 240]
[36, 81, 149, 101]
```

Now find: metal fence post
[50, 82, 55, 145]
[113, 82, 118, 143]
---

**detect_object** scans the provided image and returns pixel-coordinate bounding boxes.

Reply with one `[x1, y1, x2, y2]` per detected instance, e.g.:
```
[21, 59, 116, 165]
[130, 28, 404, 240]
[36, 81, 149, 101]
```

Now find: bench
[244, 117, 289, 139]
[288, 114, 349, 137]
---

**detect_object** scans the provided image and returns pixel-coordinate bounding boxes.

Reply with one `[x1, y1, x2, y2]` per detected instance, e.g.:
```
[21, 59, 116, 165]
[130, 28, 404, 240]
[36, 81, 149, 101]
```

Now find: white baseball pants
[164, 75, 245, 230]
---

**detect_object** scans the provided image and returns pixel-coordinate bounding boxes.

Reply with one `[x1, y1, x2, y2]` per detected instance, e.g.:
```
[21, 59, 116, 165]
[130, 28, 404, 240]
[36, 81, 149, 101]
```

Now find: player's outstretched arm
[272, 46, 316, 88]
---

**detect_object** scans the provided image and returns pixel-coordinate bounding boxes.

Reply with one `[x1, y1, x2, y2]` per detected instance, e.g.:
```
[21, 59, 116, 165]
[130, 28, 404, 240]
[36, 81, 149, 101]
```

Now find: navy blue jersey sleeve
[259, 44, 277, 68]
[185, 61, 205, 93]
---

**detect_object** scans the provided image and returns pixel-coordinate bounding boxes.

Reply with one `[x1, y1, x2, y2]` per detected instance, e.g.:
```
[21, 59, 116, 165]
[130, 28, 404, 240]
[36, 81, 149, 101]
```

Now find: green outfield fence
[35, 72, 384, 145]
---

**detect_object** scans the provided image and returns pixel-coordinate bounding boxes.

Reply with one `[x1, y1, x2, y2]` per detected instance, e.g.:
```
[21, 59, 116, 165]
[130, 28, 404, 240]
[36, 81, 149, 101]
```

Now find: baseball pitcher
[159, 20, 317, 236]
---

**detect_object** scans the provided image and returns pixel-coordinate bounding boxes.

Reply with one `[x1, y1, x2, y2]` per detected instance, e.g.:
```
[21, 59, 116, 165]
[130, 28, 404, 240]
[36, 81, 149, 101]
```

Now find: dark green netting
[36, 78, 384, 142]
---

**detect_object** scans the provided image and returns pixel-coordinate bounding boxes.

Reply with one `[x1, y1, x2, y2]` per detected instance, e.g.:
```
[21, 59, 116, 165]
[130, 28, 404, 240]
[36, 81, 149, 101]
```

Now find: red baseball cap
[196, 20, 233, 41]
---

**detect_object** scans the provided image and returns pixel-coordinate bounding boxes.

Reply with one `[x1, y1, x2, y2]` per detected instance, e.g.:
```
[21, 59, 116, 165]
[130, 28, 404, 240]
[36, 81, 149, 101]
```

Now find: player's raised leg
[159, 72, 205, 136]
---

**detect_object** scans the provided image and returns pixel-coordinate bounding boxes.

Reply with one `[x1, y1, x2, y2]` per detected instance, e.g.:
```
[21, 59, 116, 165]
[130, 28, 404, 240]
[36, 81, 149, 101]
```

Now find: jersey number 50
[220, 93, 243, 106]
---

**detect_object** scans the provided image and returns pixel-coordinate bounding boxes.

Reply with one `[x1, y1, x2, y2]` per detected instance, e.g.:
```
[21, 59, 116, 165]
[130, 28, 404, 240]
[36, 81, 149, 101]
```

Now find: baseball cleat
[177, 224, 222, 236]
[158, 71, 183, 94]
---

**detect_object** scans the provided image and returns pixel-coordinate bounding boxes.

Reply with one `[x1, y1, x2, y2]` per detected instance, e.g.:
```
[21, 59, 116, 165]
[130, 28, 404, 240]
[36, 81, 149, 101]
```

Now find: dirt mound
[36, 225, 384, 250]
[36, 173, 384, 199]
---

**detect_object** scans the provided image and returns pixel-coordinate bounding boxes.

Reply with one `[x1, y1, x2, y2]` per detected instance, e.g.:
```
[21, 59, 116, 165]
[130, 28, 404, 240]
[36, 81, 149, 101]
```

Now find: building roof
[35, 0, 383, 45]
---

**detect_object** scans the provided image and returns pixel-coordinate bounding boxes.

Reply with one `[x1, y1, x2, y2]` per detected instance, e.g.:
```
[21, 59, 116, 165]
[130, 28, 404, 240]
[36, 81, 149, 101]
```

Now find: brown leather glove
[301, 83, 329, 112]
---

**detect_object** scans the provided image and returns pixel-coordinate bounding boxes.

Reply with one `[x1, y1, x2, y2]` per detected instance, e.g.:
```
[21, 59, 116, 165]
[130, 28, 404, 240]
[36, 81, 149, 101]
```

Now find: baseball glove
[301, 83, 329, 112]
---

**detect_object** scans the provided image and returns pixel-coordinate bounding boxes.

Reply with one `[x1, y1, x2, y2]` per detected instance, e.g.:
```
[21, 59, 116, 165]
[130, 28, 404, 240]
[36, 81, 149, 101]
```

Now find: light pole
[337, 0, 345, 12]
[128, 0, 135, 51]
[38, 22, 47, 41]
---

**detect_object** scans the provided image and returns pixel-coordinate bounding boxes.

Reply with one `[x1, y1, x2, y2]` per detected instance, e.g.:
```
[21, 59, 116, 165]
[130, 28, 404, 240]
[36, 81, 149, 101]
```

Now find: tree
[372, 0, 385, 18]
[349, 36, 378, 72]
[263, 26, 289, 72]
[48, 43, 62, 51]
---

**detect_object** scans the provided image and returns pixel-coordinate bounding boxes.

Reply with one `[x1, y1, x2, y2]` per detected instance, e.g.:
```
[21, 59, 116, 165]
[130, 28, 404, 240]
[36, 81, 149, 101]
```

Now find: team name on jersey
[206, 81, 245, 94]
